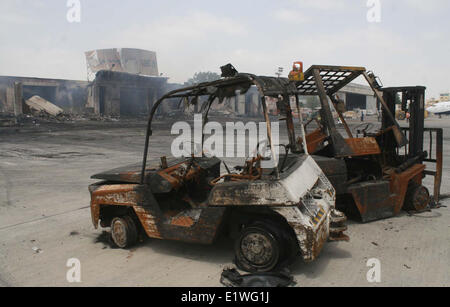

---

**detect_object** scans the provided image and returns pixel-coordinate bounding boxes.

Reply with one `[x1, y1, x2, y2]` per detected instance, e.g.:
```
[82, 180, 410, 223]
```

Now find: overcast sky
[0, 0, 449, 97]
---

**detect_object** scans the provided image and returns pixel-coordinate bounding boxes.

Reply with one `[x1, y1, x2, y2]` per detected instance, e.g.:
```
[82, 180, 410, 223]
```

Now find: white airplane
[426, 100, 450, 115]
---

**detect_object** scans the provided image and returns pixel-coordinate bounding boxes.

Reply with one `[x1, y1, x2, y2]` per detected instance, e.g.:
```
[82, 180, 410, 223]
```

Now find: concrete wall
[87, 72, 168, 117]
[338, 83, 378, 112]
[0, 73, 171, 118]
[366, 95, 377, 112]
[0, 83, 8, 113]
[236, 93, 246, 115]
[0, 76, 88, 115]
[106, 86, 121, 116]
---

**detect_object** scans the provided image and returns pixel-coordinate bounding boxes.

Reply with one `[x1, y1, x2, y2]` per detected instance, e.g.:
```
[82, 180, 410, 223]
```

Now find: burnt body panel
[90, 183, 227, 244]
[347, 181, 395, 222]
[88, 66, 350, 269]
[312, 156, 348, 195]
[91, 157, 221, 194]
[344, 164, 426, 222]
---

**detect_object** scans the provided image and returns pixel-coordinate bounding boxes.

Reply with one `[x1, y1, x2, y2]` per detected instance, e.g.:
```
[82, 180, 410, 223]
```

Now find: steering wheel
[352, 123, 375, 136]
[254, 139, 290, 171]
[209, 155, 263, 186]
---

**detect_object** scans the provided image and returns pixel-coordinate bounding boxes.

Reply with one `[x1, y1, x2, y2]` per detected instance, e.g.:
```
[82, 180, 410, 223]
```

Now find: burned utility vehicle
[89, 65, 348, 272]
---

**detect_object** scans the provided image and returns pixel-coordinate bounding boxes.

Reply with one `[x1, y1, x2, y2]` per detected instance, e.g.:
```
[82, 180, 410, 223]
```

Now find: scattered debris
[404, 264, 411, 269]
[32, 247, 43, 254]
[94, 231, 116, 249]
[69, 231, 79, 236]
[0, 113, 17, 127]
[126, 250, 135, 260]
[26, 96, 63, 117]
[220, 268, 296, 287]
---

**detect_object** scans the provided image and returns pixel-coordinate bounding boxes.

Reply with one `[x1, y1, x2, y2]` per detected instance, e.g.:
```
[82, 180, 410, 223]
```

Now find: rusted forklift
[89, 67, 348, 272]
[293, 65, 443, 222]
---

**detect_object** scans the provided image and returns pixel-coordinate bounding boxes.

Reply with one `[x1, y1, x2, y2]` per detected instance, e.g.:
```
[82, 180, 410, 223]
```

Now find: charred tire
[235, 222, 287, 273]
[110, 216, 138, 248]
[404, 183, 430, 212]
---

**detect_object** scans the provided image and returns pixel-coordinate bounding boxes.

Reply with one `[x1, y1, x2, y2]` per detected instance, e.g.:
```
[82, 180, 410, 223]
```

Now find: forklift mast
[382, 86, 443, 204]
[382, 86, 426, 159]
[294, 65, 443, 219]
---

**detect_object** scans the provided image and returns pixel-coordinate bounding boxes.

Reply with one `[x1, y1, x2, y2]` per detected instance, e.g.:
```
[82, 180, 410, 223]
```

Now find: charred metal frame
[295, 65, 408, 157]
[89, 67, 351, 266]
[424, 128, 443, 203]
[140, 73, 307, 184]
[294, 65, 441, 221]
[383, 87, 426, 158]
[383, 86, 443, 203]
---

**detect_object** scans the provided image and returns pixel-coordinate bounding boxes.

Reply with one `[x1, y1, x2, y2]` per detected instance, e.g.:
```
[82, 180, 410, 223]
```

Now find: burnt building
[86, 70, 168, 117]
[0, 73, 170, 118]
[84, 48, 170, 117]
[336, 83, 377, 112]
[0, 48, 172, 119]
[85, 48, 159, 81]
[0, 76, 88, 116]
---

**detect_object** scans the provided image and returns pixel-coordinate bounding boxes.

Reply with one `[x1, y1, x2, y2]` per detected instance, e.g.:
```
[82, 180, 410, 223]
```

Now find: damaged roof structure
[0, 75, 88, 117]
[0, 49, 171, 121]
[86, 70, 169, 117]
[0, 46, 380, 123]
[85, 48, 159, 81]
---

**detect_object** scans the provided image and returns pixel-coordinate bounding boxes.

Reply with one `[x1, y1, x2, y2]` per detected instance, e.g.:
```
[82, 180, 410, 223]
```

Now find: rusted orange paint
[90, 200, 101, 229]
[170, 216, 195, 227]
[350, 163, 426, 218]
[132, 206, 163, 239]
[390, 164, 425, 214]
[90, 184, 138, 229]
[157, 162, 201, 189]
[344, 137, 381, 156]
[90, 183, 163, 239]
[303, 128, 328, 153]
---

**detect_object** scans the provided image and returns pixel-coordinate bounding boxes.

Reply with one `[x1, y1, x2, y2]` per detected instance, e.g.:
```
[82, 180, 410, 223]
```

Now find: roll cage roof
[296, 65, 366, 96]
[141, 72, 300, 183]
[140, 65, 406, 183]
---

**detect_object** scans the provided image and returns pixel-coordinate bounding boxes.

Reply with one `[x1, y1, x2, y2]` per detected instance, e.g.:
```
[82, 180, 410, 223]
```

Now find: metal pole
[330, 95, 353, 138]
[295, 96, 309, 155]
[261, 97, 280, 179]
[362, 72, 407, 147]
[313, 69, 353, 156]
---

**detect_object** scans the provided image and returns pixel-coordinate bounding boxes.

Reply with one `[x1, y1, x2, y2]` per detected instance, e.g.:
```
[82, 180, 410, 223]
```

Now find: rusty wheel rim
[111, 219, 127, 248]
[241, 232, 274, 266]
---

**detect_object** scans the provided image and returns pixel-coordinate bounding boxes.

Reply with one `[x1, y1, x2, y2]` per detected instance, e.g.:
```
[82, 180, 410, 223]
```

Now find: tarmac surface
[0, 116, 449, 287]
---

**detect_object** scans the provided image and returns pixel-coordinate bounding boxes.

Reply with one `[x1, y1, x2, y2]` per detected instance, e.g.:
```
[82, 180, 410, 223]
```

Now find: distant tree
[185, 71, 221, 85]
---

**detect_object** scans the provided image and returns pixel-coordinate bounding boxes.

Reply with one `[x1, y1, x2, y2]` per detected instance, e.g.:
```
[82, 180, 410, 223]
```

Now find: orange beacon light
[289, 61, 304, 81]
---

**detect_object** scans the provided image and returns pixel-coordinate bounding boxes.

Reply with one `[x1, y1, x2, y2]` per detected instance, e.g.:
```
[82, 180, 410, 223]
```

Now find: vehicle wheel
[404, 183, 430, 212]
[235, 222, 285, 272]
[110, 216, 138, 248]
